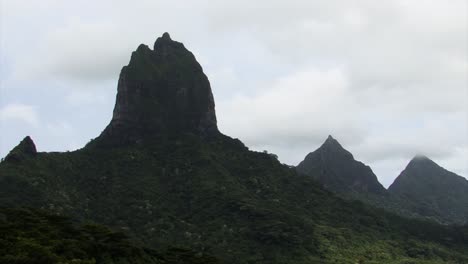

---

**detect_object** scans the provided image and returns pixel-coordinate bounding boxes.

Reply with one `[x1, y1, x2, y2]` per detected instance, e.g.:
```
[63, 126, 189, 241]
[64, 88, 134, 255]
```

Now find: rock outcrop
[4, 136, 37, 162]
[92, 33, 218, 147]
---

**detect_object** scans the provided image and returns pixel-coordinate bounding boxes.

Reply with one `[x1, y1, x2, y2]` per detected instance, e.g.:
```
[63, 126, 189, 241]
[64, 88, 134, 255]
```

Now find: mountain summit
[297, 136, 386, 195]
[4, 136, 37, 162]
[389, 155, 468, 224]
[92, 33, 218, 147]
[317, 135, 354, 160]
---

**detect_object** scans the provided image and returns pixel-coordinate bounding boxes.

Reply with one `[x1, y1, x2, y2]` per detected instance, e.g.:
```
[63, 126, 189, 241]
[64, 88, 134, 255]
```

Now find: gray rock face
[5, 136, 37, 162]
[93, 33, 218, 146]
[297, 135, 386, 195]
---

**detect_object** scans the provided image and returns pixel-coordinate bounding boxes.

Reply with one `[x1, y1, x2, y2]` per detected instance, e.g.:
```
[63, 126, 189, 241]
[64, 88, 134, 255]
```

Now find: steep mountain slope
[297, 136, 386, 196]
[389, 155, 468, 224]
[1, 33, 467, 263]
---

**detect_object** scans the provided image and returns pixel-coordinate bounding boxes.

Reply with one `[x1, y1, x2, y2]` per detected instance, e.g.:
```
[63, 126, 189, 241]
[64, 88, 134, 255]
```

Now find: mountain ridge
[297, 136, 468, 225]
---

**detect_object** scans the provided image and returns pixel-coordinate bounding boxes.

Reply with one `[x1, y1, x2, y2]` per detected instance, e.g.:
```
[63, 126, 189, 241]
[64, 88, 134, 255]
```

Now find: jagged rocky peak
[92, 32, 219, 146]
[4, 136, 37, 162]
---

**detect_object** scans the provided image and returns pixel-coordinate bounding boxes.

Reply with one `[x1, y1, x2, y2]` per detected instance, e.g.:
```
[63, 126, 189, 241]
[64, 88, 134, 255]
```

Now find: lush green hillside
[1, 134, 467, 263]
[0, 207, 221, 264]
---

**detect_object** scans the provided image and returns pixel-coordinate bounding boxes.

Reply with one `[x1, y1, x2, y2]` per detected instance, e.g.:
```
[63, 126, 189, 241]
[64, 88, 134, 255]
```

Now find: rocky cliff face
[389, 155, 468, 224]
[297, 135, 386, 195]
[92, 33, 218, 147]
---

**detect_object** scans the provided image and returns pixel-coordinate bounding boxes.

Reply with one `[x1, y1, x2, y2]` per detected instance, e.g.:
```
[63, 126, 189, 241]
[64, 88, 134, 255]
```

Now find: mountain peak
[406, 155, 439, 170]
[411, 154, 431, 162]
[323, 135, 341, 147]
[91, 33, 219, 147]
[153, 32, 181, 51]
[162, 32, 171, 40]
[318, 135, 353, 159]
[4, 136, 37, 162]
[391, 155, 463, 184]
[297, 136, 386, 195]
[389, 155, 468, 224]
[325, 134, 335, 142]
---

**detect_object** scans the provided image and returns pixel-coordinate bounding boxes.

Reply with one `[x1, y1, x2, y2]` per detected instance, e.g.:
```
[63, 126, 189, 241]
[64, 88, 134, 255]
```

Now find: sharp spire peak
[323, 135, 341, 147]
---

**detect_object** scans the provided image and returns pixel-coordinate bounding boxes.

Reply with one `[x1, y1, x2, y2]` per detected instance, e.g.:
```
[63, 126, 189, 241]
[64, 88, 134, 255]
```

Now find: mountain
[1, 33, 468, 263]
[297, 137, 467, 225]
[389, 155, 468, 224]
[4, 136, 37, 162]
[91, 32, 218, 148]
[296, 135, 386, 196]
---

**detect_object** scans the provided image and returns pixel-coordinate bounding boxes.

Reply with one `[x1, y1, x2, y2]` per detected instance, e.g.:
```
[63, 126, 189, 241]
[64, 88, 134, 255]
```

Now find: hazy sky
[1, 0, 467, 187]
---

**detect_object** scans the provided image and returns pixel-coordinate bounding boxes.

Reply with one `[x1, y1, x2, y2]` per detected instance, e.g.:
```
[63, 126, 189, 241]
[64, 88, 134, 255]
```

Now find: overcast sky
[1, 0, 467, 187]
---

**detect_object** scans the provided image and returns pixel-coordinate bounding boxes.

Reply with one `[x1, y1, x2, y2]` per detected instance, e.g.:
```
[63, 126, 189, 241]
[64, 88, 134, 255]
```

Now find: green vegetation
[1, 134, 467, 263]
[0, 207, 221, 264]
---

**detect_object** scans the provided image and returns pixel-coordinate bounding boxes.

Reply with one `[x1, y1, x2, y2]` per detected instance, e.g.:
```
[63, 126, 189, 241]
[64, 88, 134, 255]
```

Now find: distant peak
[23, 135, 34, 144]
[153, 32, 181, 51]
[162, 32, 171, 40]
[412, 154, 430, 161]
[297, 135, 385, 195]
[325, 135, 337, 143]
[322, 135, 342, 148]
[17, 136, 36, 154]
[136, 43, 150, 52]
[316, 135, 354, 159]
[4, 136, 37, 162]
[408, 154, 437, 168]
[409, 154, 434, 164]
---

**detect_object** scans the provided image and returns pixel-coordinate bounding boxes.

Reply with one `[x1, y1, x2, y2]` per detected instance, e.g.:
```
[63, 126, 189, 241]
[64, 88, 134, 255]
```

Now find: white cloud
[0, 103, 39, 126]
[65, 89, 111, 106]
[43, 121, 82, 151]
[15, 19, 133, 83]
[218, 67, 366, 149]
